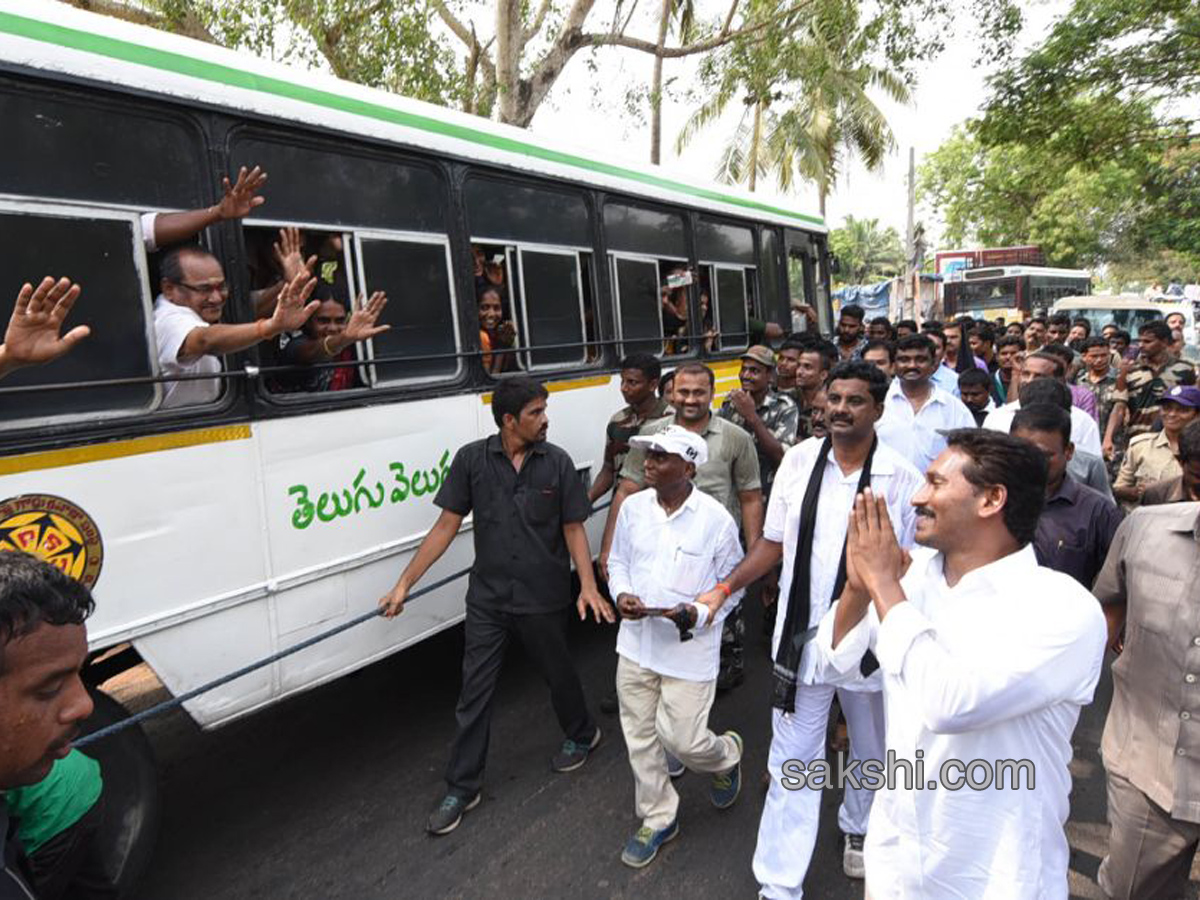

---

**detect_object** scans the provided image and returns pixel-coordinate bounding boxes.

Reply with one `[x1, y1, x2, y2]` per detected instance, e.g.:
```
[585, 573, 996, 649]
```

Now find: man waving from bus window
[154, 246, 319, 408]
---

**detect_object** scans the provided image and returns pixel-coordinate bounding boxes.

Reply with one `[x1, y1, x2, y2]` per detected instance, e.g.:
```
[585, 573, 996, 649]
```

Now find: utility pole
[904, 146, 916, 322]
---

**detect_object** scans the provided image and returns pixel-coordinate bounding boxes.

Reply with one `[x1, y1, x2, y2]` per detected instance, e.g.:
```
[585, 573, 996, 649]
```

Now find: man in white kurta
[815, 429, 1107, 899]
[695, 360, 922, 897]
[607, 425, 746, 868]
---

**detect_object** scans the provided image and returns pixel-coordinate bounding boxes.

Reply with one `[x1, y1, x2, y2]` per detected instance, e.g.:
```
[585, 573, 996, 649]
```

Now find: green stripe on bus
[0, 12, 824, 228]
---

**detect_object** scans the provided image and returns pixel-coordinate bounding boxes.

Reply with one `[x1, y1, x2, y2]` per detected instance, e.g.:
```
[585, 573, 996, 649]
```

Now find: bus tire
[79, 688, 161, 897]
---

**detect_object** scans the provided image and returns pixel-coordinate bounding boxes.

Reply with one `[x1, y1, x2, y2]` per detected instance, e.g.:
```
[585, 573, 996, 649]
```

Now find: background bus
[942, 265, 1092, 320]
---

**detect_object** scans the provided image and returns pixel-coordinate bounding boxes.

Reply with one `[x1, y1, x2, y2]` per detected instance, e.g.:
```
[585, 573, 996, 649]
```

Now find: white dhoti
[753, 683, 886, 900]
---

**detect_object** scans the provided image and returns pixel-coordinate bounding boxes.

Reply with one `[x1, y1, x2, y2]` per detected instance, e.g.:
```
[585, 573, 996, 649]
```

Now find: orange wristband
[714, 582, 732, 599]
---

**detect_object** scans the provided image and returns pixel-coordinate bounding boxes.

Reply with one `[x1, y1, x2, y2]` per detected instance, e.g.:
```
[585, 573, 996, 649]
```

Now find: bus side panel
[257, 396, 480, 707]
[0, 433, 266, 645]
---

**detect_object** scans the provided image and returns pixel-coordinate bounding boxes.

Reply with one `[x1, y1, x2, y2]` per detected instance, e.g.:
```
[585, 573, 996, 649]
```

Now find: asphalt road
[106, 595, 1198, 900]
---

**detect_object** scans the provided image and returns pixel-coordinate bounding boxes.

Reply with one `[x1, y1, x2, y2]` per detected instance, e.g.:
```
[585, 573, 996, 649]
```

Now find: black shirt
[435, 435, 591, 613]
[0, 800, 35, 900]
[1033, 475, 1124, 589]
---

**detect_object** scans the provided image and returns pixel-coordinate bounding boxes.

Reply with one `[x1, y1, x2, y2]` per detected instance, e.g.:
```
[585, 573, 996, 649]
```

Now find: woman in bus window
[479, 287, 516, 374]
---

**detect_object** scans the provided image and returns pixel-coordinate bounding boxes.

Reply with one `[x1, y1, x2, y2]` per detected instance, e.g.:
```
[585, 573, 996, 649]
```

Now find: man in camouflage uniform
[1074, 336, 1124, 476]
[588, 353, 672, 505]
[777, 336, 836, 441]
[719, 346, 800, 680]
[1105, 321, 1196, 455]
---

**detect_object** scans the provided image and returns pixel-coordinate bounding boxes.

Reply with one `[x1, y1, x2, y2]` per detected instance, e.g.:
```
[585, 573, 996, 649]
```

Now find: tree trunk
[748, 97, 763, 192]
[819, 185, 827, 219]
[495, 0, 521, 125]
[650, 0, 672, 164]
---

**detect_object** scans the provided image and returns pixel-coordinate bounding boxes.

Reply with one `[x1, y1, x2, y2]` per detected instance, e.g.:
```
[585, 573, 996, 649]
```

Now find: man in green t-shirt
[4, 749, 113, 899]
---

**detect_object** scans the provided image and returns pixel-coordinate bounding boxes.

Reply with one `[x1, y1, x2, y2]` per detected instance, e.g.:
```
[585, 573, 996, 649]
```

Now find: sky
[526, 0, 1072, 246]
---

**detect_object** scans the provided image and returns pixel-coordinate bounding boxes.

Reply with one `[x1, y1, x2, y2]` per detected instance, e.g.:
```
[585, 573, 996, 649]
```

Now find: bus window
[517, 248, 589, 369]
[240, 224, 366, 395]
[604, 202, 692, 358]
[472, 243, 523, 375]
[697, 218, 755, 350]
[759, 228, 785, 327]
[0, 204, 160, 425]
[715, 266, 751, 351]
[356, 234, 461, 384]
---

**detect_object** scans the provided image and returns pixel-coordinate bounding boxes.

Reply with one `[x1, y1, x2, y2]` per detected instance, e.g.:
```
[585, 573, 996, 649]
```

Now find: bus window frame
[472, 237, 594, 373]
[609, 250, 692, 359]
[0, 196, 166, 427]
[703, 260, 754, 352]
[352, 227, 464, 388]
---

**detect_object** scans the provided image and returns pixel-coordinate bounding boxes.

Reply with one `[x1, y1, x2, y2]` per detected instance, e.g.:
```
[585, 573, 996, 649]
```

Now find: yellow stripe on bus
[0, 424, 253, 476]
[481, 374, 612, 405]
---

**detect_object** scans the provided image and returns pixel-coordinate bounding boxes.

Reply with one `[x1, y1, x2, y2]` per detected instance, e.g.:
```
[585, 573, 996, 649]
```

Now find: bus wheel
[79, 689, 161, 897]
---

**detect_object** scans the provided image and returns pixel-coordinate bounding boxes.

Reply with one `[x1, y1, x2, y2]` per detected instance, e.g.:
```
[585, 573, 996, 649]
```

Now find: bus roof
[1053, 295, 1185, 311]
[0, 2, 825, 233]
[953, 266, 1091, 281]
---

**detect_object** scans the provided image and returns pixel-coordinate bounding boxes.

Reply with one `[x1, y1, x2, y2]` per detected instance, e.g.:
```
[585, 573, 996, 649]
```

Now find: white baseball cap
[630, 425, 709, 466]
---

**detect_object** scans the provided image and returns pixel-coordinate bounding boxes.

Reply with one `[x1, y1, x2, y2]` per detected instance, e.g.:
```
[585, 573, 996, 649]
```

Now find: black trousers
[445, 603, 595, 797]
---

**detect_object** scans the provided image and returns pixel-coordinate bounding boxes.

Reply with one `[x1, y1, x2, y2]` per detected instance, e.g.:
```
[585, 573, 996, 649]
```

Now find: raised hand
[217, 165, 268, 220]
[1, 277, 90, 376]
[272, 226, 316, 282]
[268, 271, 319, 335]
[342, 292, 391, 344]
[847, 489, 905, 597]
[728, 388, 757, 419]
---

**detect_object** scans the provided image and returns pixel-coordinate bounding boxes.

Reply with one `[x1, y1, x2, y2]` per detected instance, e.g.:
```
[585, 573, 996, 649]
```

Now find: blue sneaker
[710, 731, 743, 809]
[620, 819, 679, 868]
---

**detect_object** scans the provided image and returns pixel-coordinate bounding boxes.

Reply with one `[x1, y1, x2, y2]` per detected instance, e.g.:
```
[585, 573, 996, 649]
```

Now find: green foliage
[828, 215, 904, 285]
[921, 0, 1200, 279]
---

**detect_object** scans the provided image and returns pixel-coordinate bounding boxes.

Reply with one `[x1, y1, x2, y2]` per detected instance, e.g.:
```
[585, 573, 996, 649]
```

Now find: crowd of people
[3, 202, 1200, 897]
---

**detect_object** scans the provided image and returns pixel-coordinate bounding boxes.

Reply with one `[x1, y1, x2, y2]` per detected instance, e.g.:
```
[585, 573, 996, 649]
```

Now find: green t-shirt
[4, 750, 102, 853]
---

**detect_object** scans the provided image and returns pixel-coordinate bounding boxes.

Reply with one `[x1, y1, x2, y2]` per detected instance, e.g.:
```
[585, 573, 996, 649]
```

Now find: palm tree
[768, 6, 910, 215]
[675, 0, 909, 204]
[649, 0, 697, 165]
[674, 0, 796, 192]
[829, 215, 904, 284]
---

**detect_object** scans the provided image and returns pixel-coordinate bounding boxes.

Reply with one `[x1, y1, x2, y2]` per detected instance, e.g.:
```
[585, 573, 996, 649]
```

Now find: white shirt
[608, 486, 744, 682]
[982, 400, 1103, 457]
[153, 296, 222, 409]
[765, 437, 923, 690]
[814, 545, 1107, 899]
[875, 380, 976, 475]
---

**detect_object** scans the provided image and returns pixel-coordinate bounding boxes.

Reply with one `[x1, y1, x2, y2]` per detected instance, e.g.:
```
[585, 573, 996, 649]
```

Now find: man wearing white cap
[607, 425, 746, 869]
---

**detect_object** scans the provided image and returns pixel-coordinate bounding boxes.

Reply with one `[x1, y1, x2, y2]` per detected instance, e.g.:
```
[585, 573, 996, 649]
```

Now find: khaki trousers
[1099, 769, 1200, 900]
[616, 655, 741, 830]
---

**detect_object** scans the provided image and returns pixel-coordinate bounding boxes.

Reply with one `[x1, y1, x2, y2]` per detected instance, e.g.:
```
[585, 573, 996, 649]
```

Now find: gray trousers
[1099, 769, 1200, 900]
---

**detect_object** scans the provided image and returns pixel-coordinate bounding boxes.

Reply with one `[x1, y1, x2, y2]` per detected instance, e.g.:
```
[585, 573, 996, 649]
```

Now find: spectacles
[174, 280, 228, 297]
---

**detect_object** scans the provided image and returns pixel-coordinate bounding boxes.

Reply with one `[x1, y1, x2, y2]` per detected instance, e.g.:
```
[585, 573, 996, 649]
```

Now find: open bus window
[610, 255, 695, 358]
[472, 242, 523, 375]
[241, 224, 368, 395]
[698, 264, 755, 352]
[0, 204, 160, 425]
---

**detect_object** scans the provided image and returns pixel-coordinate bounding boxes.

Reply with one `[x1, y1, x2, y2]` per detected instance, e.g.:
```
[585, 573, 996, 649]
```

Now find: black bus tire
[79, 688, 161, 897]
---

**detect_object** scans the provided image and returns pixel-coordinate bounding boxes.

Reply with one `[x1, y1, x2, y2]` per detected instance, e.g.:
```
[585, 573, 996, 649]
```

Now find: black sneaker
[426, 793, 480, 835]
[665, 750, 685, 779]
[843, 833, 865, 878]
[551, 726, 602, 773]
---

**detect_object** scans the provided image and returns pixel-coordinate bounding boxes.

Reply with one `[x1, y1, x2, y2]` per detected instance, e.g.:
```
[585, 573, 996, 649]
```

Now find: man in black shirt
[0, 552, 98, 900]
[379, 377, 613, 836]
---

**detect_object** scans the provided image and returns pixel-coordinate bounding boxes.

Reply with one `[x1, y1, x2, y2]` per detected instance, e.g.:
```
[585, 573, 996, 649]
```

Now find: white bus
[0, 0, 829, 739]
